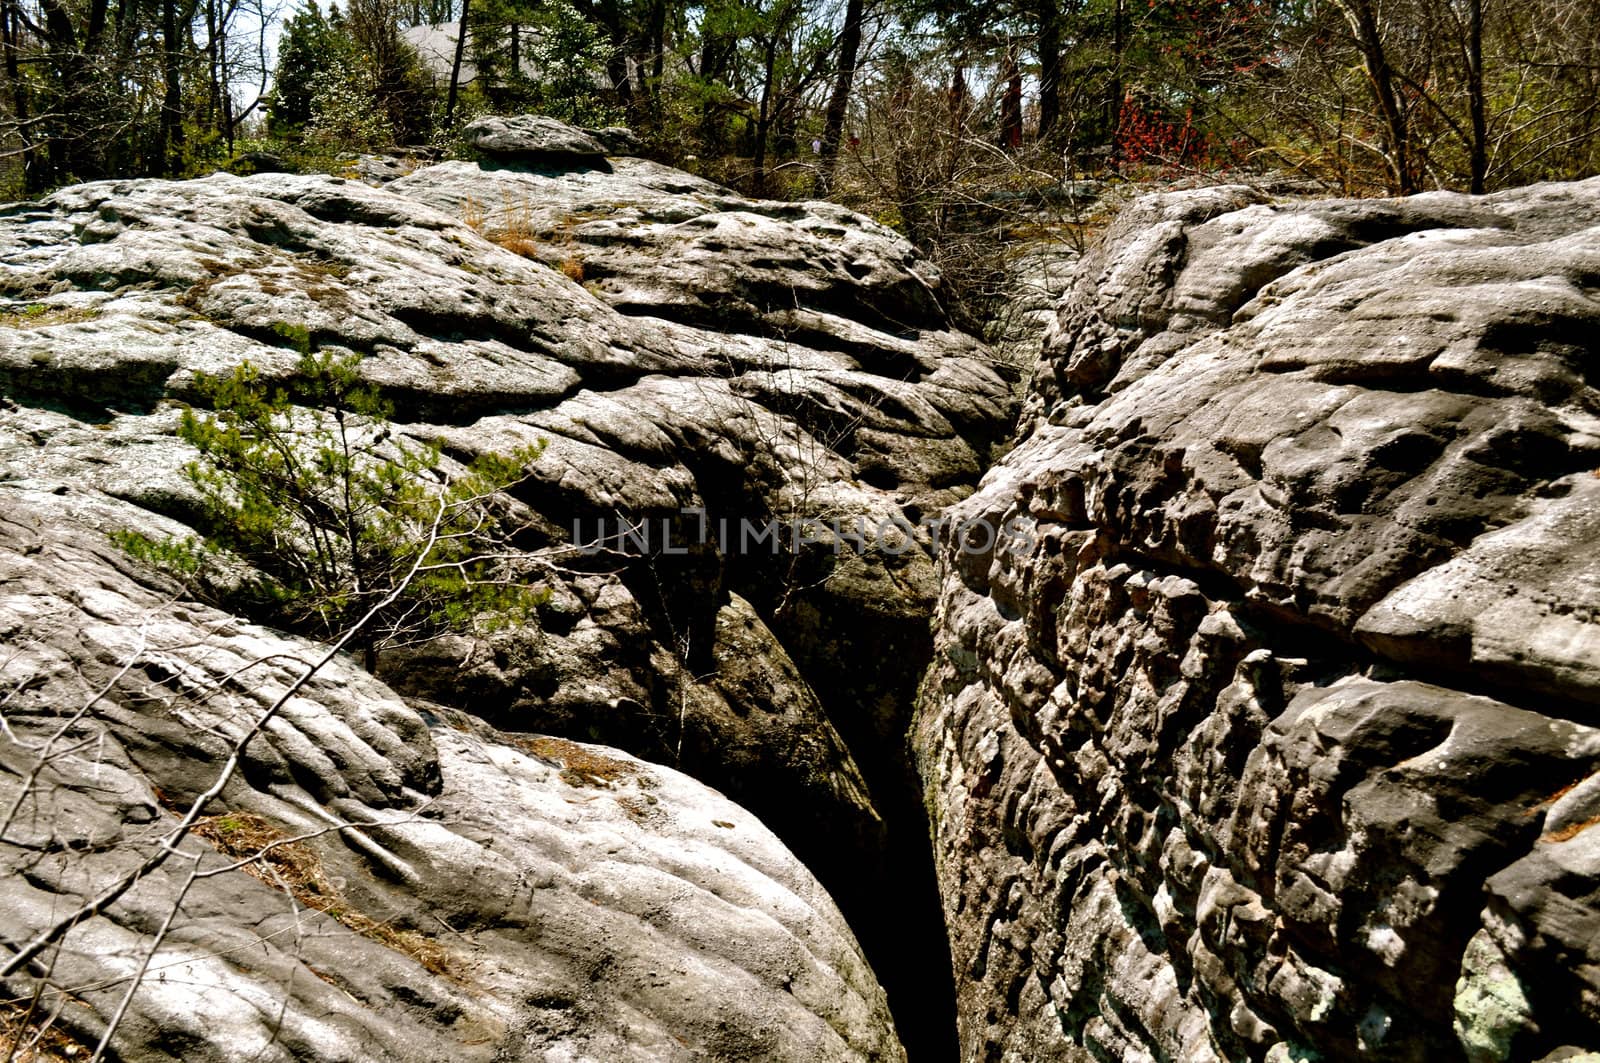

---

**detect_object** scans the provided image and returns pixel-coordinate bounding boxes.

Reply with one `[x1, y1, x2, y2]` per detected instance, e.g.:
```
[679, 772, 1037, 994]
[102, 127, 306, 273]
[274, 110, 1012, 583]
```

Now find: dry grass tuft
[496, 235, 541, 259]
[558, 257, 585, 282]
[190, 811, 454, 976]
[460, 194, 547, 261]
[194, 812, 328, 897]
[0, 303, 98, 330]
[0, 997, 91, 1061]
[334, 911, 452, 976]
[515, 735, 638, 788]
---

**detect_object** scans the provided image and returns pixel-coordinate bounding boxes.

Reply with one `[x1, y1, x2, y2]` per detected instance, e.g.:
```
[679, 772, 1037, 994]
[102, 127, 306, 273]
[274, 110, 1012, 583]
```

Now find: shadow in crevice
[735, 563, 960, 1063]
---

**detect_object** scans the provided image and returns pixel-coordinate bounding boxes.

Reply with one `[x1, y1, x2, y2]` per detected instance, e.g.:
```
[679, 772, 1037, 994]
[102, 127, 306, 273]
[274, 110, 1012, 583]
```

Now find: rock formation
[919, 181, 1600, 1061]
[0, 120, 1015, 1059]
[0, 489, 902, 1061]
[14, 113, 1597, 1063]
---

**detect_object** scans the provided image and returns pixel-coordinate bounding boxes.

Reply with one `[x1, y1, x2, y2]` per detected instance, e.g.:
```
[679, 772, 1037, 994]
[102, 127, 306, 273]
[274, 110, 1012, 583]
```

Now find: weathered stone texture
[0, 122, 1016, 1059]
[919, 180, 1600, 1062]
[0, 488, 903, 1061]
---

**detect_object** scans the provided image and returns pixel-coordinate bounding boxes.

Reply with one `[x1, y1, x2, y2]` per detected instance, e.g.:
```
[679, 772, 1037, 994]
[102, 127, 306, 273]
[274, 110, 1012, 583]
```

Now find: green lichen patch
[1453, 928, 1535, 1063]
[0, 302, 99, 329]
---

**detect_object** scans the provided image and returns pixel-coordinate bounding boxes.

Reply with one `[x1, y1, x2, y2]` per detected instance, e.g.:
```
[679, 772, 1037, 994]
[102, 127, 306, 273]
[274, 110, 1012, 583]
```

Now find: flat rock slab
[465, 114, 610, 163]
[919, 178, 1600, 1062]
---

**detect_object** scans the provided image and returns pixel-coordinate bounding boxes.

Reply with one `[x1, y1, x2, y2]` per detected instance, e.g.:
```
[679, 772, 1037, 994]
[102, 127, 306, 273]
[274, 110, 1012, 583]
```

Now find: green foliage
[123, 341, 546, 668]
[271, 321, 315, 351]
[426, 93, 493, 158]
[306, 63, 400, 151]
[342, 0, 439, 144]
[468, 0, 539, 110]
[113, 529, 208, 579]
[271, 2, 362, 136]
[527, 0, 624, 126]
[0, 303, 99, 328]
[8, 0, 1600, 200]
[269, 0, 436, 150]
[469, 0, 622, 127]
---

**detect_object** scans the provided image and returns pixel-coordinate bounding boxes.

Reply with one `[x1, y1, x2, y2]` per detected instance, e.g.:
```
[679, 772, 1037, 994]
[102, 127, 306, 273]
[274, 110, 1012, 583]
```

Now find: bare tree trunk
[774, 82, 797, 157]
[752, 32, 778, 195]
[445, 0, 469, 123]
[1, 0, 37, 190]
[607, 49, 634, 114]
[1000, 45, 1022, 151]
[1037, 0, 1062, 141]
[225, 0, 270, 139]
[1466, 0, 1486, 192]
[221, 45, 236, 154]
[948, 62, 967, 133]
[161, 0, 185, 176]
[219, 0, 243, 153]
[647, 0, 666, 112]
[1107, 0, 1124, 167]
[84, 0, 108, 51]
[815, 0, 864, 193]
[204, 0, 220, 133]
[38, 0, 81, 181]
[584, 0, 633, 114]
[697, 33, 735, 151]
[1334, 0, 1415, 193]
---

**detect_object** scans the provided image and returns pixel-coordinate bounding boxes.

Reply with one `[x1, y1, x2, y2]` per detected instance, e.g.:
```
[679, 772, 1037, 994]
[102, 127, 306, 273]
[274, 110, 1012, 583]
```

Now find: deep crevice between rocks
[640, 455, 963, 1061]
[374, 452, 967, 1059]
[740, 570, 962, 1063]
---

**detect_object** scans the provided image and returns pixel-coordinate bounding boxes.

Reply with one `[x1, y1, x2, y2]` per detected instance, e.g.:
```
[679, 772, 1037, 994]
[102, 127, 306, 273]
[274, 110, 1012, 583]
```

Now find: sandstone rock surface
[919, 180, 1600, 1062]
[464, 114, 611, 163]
[0, 120, 1014, 1059]
[0, 487, 903, 1062]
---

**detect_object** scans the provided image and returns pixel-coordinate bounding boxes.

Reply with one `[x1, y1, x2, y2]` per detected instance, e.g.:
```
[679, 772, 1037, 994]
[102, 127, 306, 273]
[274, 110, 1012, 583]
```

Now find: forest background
[2, 0, 1598, 309]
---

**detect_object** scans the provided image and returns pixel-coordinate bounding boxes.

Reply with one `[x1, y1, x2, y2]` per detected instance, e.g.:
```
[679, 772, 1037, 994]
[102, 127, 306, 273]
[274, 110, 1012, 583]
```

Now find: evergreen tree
[469, 0, 618, 125]
[469, 0, 540, 111]
[118, 338, 546, 671]
[269, 2, 358, 136]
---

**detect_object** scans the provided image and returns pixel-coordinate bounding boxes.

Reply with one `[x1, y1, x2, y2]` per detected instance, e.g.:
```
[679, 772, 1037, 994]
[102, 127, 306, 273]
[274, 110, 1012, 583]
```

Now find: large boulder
[918, 179, 1600, 1061]
[0, 486, 903, 1061]
[463, 114, 611, 164]
[0, 121, 1015, 1058]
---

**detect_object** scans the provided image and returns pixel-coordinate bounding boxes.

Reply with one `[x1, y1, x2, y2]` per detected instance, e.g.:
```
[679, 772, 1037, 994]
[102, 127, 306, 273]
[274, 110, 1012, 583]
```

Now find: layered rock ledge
[919, 181, 1600, 1061]
[0, 123, 1015, 1059]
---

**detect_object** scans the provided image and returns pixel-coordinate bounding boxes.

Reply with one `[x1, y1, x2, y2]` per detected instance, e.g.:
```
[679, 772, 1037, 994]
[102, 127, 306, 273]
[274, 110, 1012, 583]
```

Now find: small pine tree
[119, 337, 545, 670]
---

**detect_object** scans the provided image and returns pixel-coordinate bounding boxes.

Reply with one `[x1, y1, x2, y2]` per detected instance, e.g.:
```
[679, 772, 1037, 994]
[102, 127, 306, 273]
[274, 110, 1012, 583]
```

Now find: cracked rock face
[0, 489, 903, 1061]
[0, 122, 1013, 1059]
[919, 180, 1600, 1061]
